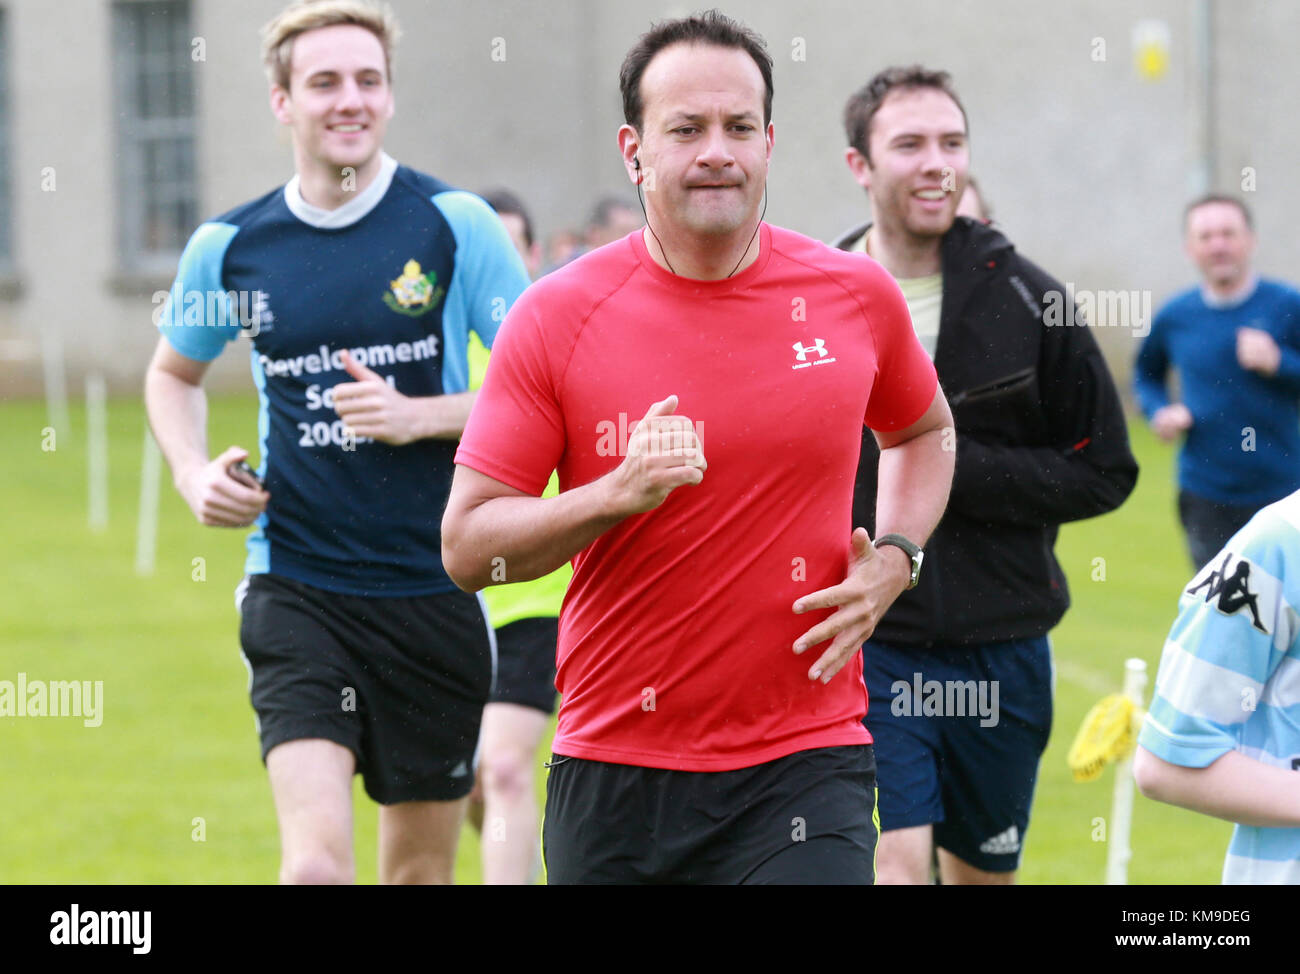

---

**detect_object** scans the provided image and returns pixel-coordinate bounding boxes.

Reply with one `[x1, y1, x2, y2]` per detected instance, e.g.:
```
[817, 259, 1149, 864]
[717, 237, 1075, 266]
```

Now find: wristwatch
[874, 533, 924, 589]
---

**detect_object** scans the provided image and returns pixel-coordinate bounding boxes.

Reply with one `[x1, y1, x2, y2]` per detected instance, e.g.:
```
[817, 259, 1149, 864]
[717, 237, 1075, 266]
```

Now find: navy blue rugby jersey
[157, 154, 530, 596]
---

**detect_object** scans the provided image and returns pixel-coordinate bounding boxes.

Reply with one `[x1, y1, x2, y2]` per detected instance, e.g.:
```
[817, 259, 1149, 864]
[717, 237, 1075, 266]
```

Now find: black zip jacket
[832, 217, 1139, 647]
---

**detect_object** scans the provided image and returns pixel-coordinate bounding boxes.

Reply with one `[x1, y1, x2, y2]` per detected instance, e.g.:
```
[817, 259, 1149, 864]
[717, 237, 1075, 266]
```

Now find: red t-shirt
[455, 224, 937, 770]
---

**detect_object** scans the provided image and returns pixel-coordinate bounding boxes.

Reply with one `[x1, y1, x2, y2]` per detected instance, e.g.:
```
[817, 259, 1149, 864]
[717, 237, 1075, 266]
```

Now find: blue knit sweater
[1135, 278, 1300, 506]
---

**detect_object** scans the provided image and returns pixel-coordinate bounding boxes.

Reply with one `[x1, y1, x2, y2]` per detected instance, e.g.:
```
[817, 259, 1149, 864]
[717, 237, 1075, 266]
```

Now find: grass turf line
[0, 397, 1227, 883]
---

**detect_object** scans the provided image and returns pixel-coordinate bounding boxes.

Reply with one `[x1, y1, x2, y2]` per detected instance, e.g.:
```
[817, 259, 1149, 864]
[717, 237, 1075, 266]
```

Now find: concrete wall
[0, 0, 1293, 397]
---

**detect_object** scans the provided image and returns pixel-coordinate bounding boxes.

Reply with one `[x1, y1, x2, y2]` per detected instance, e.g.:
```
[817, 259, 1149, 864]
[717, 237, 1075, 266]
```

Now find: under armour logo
[792, 339, 827, 361]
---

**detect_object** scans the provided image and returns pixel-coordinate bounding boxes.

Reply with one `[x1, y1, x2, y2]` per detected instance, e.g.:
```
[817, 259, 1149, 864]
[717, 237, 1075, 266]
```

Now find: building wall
[0, 0, 1293, 398]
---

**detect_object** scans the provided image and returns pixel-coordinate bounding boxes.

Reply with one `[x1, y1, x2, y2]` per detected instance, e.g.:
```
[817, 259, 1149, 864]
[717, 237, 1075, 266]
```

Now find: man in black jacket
[837, 66, 1138, 884]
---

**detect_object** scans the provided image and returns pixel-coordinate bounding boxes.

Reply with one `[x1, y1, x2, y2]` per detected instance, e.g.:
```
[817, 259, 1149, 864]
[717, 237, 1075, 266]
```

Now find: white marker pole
[43, 323, 70, 443]
[86, 373, 108, 531]
[1106, 657, 1149, 885]
[135, 424, 161, 575]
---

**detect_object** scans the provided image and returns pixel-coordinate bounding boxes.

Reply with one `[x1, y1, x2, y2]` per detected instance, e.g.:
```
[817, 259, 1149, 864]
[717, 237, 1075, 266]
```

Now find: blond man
[143, 0, 529, 884]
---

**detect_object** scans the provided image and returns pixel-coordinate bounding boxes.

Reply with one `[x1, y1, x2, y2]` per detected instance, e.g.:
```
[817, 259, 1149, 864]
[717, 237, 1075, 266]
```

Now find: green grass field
[0, 394, 1230, 883]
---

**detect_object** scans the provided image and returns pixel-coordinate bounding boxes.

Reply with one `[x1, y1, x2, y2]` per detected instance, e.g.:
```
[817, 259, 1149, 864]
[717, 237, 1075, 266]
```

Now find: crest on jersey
[384, 259, 445, 317]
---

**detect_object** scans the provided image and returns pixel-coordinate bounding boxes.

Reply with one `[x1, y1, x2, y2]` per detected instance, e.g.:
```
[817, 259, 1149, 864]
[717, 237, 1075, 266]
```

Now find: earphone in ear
[634, 156, 641, 170]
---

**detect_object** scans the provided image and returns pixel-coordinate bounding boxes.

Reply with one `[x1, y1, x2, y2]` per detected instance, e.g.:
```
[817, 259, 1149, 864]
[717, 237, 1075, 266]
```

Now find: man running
[1135, 195, 1300, 570]
[143, 0, 529, 884]
[835, 65, 1137, 884]
[443, 12, 955, 885]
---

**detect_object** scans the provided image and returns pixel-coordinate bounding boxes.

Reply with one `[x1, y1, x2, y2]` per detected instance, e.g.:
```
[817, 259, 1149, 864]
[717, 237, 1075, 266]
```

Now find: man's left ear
[617, 124, 642, 184]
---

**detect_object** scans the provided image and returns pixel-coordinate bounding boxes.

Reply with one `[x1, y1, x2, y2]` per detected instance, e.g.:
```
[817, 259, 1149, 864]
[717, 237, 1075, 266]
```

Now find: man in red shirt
[442, 11, 955, 884]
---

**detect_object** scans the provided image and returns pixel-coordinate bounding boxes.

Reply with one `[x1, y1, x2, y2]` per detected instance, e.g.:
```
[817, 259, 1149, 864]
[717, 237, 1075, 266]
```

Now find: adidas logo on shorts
[978, 825, 1020, 855]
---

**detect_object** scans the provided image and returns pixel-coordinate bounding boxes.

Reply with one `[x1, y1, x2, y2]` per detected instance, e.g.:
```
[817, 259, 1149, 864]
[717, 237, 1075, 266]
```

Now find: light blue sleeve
[1138, 503, 1299, 767]
[156, 221, 242, 362]
[432, 190, 531, 394]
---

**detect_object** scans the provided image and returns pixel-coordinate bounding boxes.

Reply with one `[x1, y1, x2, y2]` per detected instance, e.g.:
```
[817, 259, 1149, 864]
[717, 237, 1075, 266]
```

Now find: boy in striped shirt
[1135, 489, 1300, 883]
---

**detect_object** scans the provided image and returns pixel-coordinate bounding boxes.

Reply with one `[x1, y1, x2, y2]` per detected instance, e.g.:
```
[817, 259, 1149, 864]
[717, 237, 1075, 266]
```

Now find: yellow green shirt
[850, 230, 942, 359]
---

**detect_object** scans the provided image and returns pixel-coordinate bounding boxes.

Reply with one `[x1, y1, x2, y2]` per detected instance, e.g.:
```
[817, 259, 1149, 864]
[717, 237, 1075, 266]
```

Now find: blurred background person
[541, 228, 583, 274]
[584, 195, 642, 249]
[540, 197, 641, 274]
[1134, 194, 1300, 570]
[480, 188, 542, 278]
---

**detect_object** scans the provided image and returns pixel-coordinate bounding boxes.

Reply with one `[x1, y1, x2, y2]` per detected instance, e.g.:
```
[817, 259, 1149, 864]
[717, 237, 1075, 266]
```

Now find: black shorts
[489, 616, 558, 713]
[236, 573, 494, 804]
[542, 745, 879, 884]
[1178, 489, 1262, 572]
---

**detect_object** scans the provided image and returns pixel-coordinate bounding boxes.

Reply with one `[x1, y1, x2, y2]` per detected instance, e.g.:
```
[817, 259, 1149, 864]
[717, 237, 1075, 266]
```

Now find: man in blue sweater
[1135, 194, 1300, 569]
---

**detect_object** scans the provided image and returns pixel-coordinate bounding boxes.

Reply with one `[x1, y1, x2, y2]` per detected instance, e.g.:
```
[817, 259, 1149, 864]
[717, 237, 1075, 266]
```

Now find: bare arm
[442, 467, 629, 590]
[413, 390, 478, 439]
[143, 337, 268, 526]
[442, 395, 704, 591]
[1133, 745, 1300, 828]
[874, 386, 956, 556]
[332, 350, 478, 443]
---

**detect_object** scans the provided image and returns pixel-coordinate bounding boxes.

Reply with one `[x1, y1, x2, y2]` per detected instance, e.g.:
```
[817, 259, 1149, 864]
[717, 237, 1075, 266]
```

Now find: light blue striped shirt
[1139, 489, 1300, 883]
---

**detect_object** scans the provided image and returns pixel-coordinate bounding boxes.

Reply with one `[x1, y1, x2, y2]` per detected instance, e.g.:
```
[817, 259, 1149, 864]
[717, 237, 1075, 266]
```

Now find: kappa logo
[384, 259, 446, 317]
[1186, 551, 1269, 634]
[791, 339, 837, 370]
[978, 825, 1020, 855]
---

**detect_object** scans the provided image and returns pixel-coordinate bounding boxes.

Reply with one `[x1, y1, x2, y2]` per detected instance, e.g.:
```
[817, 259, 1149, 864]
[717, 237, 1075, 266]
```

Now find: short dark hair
[1185, 193, 1253, 232]
[587, 196, 635, 233]
[619, 9, 774, 133]
[479, 188, 534, 248]
[843, 65, 968, 164]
